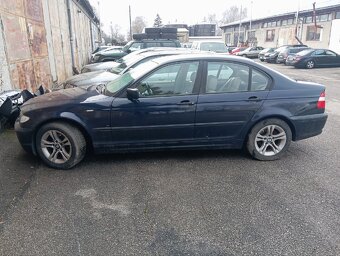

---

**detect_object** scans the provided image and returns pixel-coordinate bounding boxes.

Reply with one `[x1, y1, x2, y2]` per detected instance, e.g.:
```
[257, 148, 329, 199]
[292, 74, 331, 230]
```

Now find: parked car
[258, 48, 276, 62]
[60, 48, 202, 89]
[91, 46, 124, 62]
[291, 49, 340, 69]
[82, 47, 187, 73]
[265, 45, 308, 63]
[16, 54, 327, 169]
[92, 38, 181, 62]
[236, 46, 264, 58]
[92, 46, 110, 55]
[277, 46, 310, 64]
[230, 47, 247, 55]
[191, 41, 229, 53]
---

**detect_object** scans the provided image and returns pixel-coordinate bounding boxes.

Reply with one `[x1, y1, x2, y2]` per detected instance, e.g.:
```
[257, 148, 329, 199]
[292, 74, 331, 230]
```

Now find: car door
[110, 61, 201, 148]
[312, 49, 327, 66]
[324, 50, 340, 66]
[195, 61, 270, 146]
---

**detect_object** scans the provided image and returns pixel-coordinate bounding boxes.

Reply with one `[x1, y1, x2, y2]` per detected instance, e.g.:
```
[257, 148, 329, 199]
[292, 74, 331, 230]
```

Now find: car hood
[21, 87, 103, 111]
[82, 62, 117, 72]
[64, 71, 120, 87]
[101, 50, 125, 56]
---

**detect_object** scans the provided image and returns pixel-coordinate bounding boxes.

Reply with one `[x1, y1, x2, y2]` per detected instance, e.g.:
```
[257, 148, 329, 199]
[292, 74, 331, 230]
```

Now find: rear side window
[162, 42, 176, 47]
[145, 42, 162, 48]
[251, 70, 270, 91]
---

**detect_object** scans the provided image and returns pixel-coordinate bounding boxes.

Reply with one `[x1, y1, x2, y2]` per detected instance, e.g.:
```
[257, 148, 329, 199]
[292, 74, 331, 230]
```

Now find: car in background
[191, 41, 229, 53]
[91, 46, 124, 62]
[82, 48, 187, 73]
[277, 46, 310, 64]
[230, 47, 247, 55]
[60, 48, 203, 89]
[92, 46, 110, 55]
[16, 54, 327, 169]
[265, 45, 308, 63]
[291, 49, 340, 69]
[258, 48, 276, 62]
[236, 46, 264, 58]
[92, 38, 181, 62]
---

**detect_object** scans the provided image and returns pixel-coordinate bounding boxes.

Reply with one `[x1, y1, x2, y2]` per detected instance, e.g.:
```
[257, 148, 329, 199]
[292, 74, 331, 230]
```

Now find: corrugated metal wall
[0, 0, 99, 92]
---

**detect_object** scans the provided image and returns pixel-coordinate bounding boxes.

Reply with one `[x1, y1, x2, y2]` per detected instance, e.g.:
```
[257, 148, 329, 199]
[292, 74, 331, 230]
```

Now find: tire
[246, 118, 292, 161]
[306, 60, 315, 69]
[260, 59, 264, 62]
[36, 122, 86, 169]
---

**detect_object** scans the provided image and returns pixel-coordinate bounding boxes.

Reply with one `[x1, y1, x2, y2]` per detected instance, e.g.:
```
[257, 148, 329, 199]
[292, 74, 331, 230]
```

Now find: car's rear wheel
[306, 60, 315, 69]
[36, 122, 86, 169]
[247, 118, 292, 161]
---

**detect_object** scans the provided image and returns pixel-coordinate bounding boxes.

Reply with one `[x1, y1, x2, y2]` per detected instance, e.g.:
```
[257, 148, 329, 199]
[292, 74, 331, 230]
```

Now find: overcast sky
[89, 0, 339, 36]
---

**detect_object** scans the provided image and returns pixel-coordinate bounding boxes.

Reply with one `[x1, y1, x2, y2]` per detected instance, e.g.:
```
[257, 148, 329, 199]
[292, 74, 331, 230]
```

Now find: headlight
[20, 114, 30, 124]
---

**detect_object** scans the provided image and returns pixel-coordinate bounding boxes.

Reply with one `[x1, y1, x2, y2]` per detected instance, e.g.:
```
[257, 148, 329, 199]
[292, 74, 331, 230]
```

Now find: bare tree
[132, 16, 147, 34]
[204, 13, 222, 36]
[220, 6, 248, 25]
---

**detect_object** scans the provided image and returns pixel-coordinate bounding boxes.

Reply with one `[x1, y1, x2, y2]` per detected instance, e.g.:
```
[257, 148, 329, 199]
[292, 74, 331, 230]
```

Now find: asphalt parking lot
[1, 62, 340, 255]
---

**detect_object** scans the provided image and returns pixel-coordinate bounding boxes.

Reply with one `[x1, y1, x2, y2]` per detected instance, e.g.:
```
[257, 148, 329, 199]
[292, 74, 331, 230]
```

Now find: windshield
[105, 60, 158, 94]
[296, 49, 314, 56]
[122, 41, 133, 52]
[109, 55, 145, 74]
[200, 42, 227, 52]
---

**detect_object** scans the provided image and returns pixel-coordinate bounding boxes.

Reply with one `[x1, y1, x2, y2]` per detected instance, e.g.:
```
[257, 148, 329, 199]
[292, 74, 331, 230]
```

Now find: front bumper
[14, 119, 36, 155]
[291, 113, 328, 141]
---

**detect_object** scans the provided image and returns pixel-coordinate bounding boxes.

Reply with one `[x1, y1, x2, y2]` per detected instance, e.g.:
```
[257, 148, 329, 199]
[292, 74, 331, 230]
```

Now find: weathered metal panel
[24, 0, 44, 23]
[10, 60, 36, 90]
[33, 57, 51, 87]
[0, 0, 24, 16]
[2, 13, 30, 62]
[0, 17, 12, 92]
[27, 20, 48, 58]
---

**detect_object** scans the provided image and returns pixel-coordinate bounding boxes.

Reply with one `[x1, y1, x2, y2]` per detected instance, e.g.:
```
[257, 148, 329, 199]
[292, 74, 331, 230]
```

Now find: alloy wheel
[254, 125, 287, 157]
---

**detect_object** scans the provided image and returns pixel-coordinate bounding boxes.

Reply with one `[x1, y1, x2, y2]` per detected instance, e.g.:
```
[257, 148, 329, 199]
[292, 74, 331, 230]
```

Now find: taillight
[317, 91, 325, 109]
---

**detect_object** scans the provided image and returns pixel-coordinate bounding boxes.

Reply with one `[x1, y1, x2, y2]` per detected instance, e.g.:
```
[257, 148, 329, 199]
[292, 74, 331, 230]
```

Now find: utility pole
[129, 5, 132, 40]
[238, 5, 242, 46]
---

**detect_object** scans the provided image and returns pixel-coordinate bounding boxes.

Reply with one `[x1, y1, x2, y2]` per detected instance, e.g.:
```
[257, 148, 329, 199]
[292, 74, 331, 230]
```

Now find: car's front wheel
[247, 118, 292, 161]
[36, 122, 86, 169]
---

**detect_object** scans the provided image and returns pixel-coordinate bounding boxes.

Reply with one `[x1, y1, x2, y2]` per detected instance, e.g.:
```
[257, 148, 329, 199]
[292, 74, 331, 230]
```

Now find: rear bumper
[291, 113, 328, 141]
[14, 120, 36, 155]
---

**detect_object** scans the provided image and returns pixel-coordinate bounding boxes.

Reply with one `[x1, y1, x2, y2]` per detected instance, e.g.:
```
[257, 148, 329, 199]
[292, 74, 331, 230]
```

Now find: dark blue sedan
[15, 54, 328, 169]
[293, 49, 340, 68]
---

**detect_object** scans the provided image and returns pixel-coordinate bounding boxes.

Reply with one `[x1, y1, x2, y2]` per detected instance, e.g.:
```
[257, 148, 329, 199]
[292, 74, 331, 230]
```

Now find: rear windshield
[200, 42, 228, 52]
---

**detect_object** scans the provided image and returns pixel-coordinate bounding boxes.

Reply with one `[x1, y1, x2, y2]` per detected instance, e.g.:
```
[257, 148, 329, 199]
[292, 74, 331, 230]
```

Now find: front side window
[205, 62, 249, 93]
[136, 61, 199, 97]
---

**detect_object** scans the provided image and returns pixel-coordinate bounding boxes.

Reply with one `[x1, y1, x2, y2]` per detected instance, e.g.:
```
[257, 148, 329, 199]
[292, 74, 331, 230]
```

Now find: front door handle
[177, 100, 195, 105]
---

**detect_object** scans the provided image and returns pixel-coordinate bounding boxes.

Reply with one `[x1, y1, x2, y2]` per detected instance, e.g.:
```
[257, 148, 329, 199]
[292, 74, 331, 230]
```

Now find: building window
[248, 31, 256, 40]
[224, 28, 233, 32]
[251, 23, 260, 29]
[282, 19, 287, 26]
[336, 12, 340, 19]
[266, 29, 275, 41]
[225, 33, 231, 44]
[306, 26, 322, 41]
[287, 18, 294, 25]
[263, 22, 268, 28]
[320, 13, 330, 22]
[305, 16, 313, 23]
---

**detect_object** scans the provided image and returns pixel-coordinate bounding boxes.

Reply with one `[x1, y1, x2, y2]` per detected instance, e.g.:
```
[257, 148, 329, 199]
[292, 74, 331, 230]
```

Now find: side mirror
[127, 88, 139, 100]
[126, 49, 131, 54]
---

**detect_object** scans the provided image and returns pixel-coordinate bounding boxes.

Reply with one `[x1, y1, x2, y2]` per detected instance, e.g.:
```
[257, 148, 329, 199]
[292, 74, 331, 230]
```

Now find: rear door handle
[248, 96, 262, 101]
[177, 100, 195, 105]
